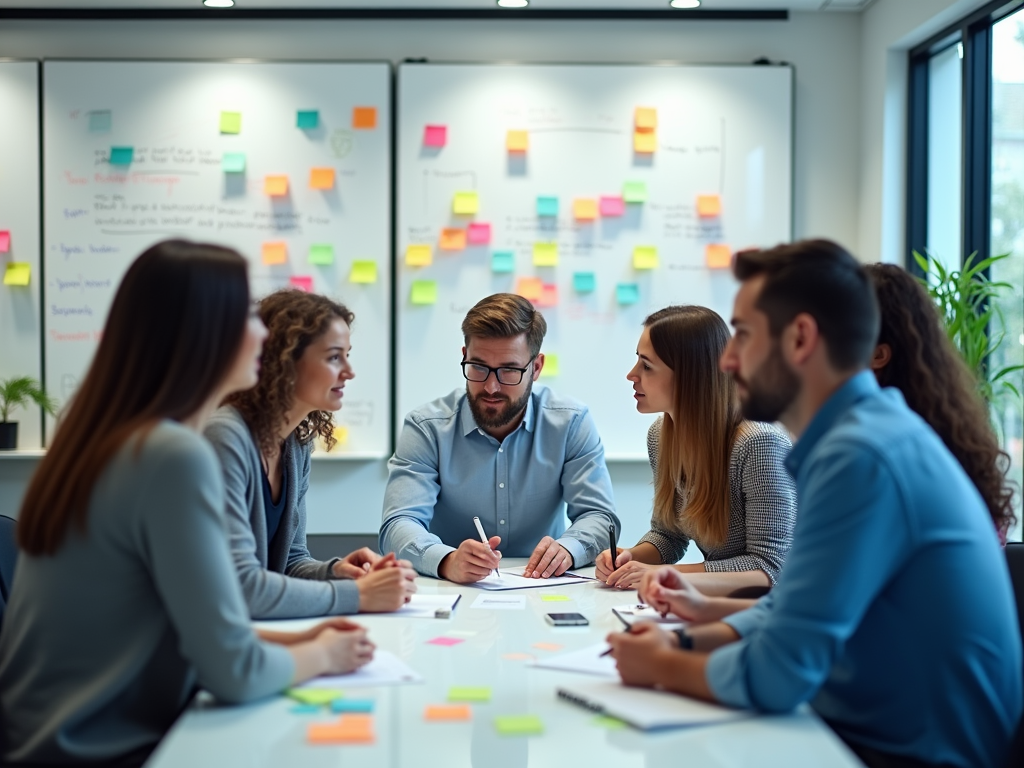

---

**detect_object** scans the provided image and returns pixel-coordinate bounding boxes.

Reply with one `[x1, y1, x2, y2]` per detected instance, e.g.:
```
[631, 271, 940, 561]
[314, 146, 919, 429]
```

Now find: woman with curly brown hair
[205, 289, 417, 620]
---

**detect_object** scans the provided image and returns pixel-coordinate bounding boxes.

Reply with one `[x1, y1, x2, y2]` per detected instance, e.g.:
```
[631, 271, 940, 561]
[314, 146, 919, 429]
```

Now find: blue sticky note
[536, 196, 559, 217]
[331, 699, 374, 713]
[290, 704, 323, 714]
[109, 146, 133, 165]
[616, 283, 640, 305]
[573, 272, 596, 293]
[222, 152, 246, 173]
[297, 110, 319, 129]
[88, 110, 111, 132]
[492, 251, 515, 273]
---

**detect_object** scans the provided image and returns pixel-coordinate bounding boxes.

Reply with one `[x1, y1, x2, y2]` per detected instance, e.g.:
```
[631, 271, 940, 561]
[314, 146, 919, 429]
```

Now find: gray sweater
[0, 421, 294, 765]
[204, 406, 360, 619]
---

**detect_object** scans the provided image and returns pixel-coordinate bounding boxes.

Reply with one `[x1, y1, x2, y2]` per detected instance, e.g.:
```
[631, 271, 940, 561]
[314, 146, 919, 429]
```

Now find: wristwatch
[673, 628, 694, 650]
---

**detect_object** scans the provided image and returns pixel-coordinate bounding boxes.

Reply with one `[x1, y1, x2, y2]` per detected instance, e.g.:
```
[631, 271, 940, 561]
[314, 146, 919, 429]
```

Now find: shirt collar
[459, 388, 537, 438]
[784, 370, 879, 475]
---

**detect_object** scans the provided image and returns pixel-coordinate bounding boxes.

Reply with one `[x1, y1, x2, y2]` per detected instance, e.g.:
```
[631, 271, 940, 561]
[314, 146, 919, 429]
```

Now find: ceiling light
[669, 0, 701, 8]
[497, 0, 530, 8]
[203, 0, 235, 7]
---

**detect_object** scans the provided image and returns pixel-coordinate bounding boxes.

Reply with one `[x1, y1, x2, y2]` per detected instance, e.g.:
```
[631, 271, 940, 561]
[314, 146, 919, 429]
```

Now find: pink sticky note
[427, 637, 464, 647]
[467, 222, 492, 245]
[537, 283, 558, 308]
[599, 196, 625, 217]
[0, 230, 10, 253]
[290, 276, 313, 292]
[424, 124, 447, 147]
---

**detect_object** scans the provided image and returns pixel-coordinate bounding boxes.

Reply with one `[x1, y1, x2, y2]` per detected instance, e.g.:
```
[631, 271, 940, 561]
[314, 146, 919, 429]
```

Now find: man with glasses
[380, 293, 619, 583]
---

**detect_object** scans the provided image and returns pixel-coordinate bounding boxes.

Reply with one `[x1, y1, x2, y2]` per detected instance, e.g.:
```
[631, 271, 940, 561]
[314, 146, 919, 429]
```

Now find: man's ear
[870, 343, 891, 372]
[532, 353, 545, 382]
[461, 345, 467, 360]
[783, 313, 820, 368]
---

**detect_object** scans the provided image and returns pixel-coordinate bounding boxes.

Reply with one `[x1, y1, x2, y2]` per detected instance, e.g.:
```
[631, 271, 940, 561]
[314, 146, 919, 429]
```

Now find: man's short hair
[462, 293, 547, 358]
[733, 239, 880, 372]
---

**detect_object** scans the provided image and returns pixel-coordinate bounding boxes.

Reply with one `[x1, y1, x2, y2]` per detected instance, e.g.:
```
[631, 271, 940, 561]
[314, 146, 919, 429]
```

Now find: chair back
[0, 514, 18, 626]
[1004, 542, 1024, 768]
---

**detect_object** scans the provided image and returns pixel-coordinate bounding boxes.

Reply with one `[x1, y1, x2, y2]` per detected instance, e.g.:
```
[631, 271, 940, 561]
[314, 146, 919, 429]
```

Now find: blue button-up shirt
[705, 371, 1022, 768]
[379, 386, 620, 577]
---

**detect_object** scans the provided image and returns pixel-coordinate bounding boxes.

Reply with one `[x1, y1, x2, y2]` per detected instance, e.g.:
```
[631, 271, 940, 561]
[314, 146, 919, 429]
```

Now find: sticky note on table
[573, 271, 596, 293]
[599, 195, 624, 216]
[706, 243, 732, 269]
[635, 106, 658, 131]
[573, 198, 598, 221]
[109, 146, 133, 165]
[495, 715, 544, 736]
[448, 686, 491, 702]
[623, 181, 647, 203]
[308, 715, 375, 745]
[491, 251, 515, 273]
[331, 699, 374, 713]
[593, 715, 627, 730]
[425, 705, 472, 721]
[3, 263, 30, 286]
[467, 222, 492, 245]
[427, 636, 464, 647]
[296, 110, 319, 129]
[532, 642, 563, 651]
[0, 230, 10, 252]
[540, 594, 570, 601]
[506, 129, 528, 152]
[349, 260, 377, 284]
[539, 354, 559, 377]
[452, 191, 479, 215]
[502, 652, 535, 661]
[536, 195, 559, 217]
[308, 244, 334, 265]
[287, 688, 343, 706]
[290, 275, 313, 292]
[222, 152, 246, 173]
[310, 167, 335, 190]
[262, 242, 288, 265]
[352, 106, 377, 129]
[537, 283, 558, 308]
[264, 175, 289, 196]
[532, 242, 558, 267]
[290, 704, 323, 714]
[515, 277, 543, 302]
[634, 131, 656, 153]
[405, 244, 432, 266]
[616, 283, 640, 305]
[88, 110, 111, 132]
[219, 111, 241, 134]
[440, 228, 467, 251]
[633, 245, 658, 269]
[424, 124, 447, 147]
[697, 194, 722, 217]
[411, 280, 438, 305]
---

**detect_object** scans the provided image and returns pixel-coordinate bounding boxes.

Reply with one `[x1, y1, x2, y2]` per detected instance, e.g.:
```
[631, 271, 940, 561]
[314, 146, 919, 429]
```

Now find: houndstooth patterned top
[637, 416, 797, 584]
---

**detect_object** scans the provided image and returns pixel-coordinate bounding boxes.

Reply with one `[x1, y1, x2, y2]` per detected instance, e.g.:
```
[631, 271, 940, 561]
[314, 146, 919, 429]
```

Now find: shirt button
[500, 519, 506, 525]
[498, 448, 503, 453]
[499, 483, 505, 488]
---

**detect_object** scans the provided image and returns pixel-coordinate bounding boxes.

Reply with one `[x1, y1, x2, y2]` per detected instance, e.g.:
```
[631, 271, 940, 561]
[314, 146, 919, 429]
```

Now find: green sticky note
[540, 353, 559, 378]
[222, 152, 246, 173]
[448, 686, 492, 702]
[492, 251, 515, 273]
[308, 244, 334, 265]
[533, 242, 558, 267]
[616, 283, 640, 305]
[220, 111, 242, 134]
[573, 272, 596, 293]
[540, 594, 569, 601]
[592, 715, 627, 730]
[109, 146, 133, 165]
[350, 260, 378, 284]
[297, 110, 319, 129]
[633, 245, 658, 269]
[623, 181, 647, 203]
[536, 195, 559, 217]
[495, 715, 544, 736]
[287, 689, 344, 706]
[411, 280, 438, 305]
[88, 110, 111, 132]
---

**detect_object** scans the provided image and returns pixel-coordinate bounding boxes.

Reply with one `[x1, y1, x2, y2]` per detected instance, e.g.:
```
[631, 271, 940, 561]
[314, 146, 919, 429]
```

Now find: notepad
[557, 680, 748, 730]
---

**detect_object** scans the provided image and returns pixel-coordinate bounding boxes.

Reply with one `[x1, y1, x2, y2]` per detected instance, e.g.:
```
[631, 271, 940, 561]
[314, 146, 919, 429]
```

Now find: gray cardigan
[204, 406, 360, 619]
[0, 421, 293, 765]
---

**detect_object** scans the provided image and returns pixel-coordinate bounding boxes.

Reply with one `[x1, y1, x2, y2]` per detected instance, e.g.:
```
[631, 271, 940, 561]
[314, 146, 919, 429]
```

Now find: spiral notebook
[556, 680, 749, 730]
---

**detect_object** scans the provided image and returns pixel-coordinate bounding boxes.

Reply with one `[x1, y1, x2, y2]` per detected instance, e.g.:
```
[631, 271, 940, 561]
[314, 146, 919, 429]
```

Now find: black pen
[600, 609, 636, 656]
[608, 524, 618, 574]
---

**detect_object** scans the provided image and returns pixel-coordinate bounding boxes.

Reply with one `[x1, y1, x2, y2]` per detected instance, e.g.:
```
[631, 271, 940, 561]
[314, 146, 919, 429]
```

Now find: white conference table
[146, 560, 864, 768]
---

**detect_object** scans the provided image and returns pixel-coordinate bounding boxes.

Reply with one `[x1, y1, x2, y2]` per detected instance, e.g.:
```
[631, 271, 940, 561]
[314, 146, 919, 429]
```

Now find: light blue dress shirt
[705, 372, 1022, 768]
[379, 386, 620, 577]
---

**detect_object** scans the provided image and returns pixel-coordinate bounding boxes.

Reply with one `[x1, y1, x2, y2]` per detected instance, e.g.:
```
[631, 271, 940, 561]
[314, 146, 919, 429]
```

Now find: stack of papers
[473, 566, 594, 592]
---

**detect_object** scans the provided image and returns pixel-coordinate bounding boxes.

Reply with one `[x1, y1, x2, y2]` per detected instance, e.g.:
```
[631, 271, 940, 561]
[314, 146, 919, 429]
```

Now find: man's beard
[468, 380, 532, 431]
[735, 342, 800, 423]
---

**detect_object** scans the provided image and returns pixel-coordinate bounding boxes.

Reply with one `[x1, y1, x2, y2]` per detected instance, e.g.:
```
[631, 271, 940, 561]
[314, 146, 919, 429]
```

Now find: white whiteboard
[0, 61, 43, 450]
[43, 60, 392, 457]
[396, 64, 793, 459]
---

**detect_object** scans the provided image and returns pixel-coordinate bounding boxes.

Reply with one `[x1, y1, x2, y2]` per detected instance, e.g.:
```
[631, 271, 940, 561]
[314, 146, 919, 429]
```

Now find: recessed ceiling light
[203, 0, 235, 7]
[497, 0, 530, 8]
[669, 0, 701, 8]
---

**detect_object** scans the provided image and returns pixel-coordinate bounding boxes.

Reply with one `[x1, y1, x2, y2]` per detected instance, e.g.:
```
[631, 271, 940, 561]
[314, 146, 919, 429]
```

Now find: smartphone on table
[545, 612, 589, 626]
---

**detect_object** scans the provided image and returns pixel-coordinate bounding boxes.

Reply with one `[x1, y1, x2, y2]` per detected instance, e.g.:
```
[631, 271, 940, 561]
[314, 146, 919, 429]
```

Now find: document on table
[613, 603, 686, 629]
[531, 642, 618, 678]
[557, 680, 749, 730]
[374, 594, 462, 618]
[471, 566, 595, 591]
[298, 651, 423, 689]
[470, 594, 527, 610]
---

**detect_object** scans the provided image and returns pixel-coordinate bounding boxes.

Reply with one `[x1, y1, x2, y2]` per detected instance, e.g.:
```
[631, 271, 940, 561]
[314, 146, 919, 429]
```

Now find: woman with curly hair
[205, 289, 416, 620]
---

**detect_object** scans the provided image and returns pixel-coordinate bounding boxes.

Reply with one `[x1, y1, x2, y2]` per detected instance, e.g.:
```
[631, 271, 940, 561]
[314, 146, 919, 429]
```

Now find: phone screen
[545, 612, 589, 626]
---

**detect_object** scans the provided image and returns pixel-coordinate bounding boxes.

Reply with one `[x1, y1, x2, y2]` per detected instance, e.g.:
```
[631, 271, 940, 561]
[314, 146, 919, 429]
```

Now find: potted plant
[0, 376, 58, 450]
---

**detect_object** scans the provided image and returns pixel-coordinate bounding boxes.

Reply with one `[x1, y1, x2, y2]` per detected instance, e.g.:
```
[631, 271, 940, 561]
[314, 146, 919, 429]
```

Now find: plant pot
[0, 422, 17, 450]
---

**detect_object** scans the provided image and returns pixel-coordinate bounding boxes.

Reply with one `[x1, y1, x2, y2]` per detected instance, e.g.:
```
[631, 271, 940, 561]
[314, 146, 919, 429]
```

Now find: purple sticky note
[427, 636, 464, 647]
[424, 125, 447, 148]
[0, 230, 10, 253]
[290, 276, 313, 292]
[467, 222, 492, 245]
[599, 196, 625, 217]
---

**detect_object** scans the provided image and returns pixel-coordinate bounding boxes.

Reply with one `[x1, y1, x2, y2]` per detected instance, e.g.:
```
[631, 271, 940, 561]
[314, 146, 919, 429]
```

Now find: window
[927, 41, 963, 272]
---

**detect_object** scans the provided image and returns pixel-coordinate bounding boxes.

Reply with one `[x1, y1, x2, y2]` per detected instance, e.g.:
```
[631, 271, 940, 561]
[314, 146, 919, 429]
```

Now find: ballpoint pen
[472, 516, 501, 577]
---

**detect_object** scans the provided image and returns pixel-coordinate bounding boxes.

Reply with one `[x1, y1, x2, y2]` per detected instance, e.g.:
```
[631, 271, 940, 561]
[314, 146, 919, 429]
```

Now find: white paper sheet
[298, 650, 423, 689]
[471, 566, 594, 591]
[613, 603, 687, 629]
[531, 642, 618, 678]
[373, 593, 462, 619]
[470, 593, 527, 610]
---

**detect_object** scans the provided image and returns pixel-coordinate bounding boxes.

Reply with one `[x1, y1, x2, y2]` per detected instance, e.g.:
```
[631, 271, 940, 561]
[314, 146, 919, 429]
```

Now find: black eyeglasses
[461, 357, 535, 386]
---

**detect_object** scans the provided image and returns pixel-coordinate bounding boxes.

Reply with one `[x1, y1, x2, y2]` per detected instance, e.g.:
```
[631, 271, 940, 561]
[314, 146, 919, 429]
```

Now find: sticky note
[333, 425, 349, 445]
[537, 283, 558, 308]
[593, 715, 627, 730]
[697, 194, 722, 217]
[515, 277, 543, 302]
[502, 652, 535, 661]
[495, 715, 544, 736]
[573, 199, 598, 221]
[634, 131, 656, 153]
[222, 152, 246, 173]
[506, 130, 528, 152]
[308, 715, 375, 745]
[448, 687, 491, 702]
[290, 275, 313, 292]
[0, 230, 9, 252]
[405, 244, 432, 266]
[411, 280, 438, 305]
[616, 283, 640, 305]
[467, 222, 492, 245]
[310, 167, 335, 190]
[633, 245, 658, 269]
[88, 110, 111, 132]
[532, 242, 558, 267]
[290, 704, 323, 714]
[296, 110, 319, 129]
[706, 243, 732, 269]
[350, 260, 377, 284]
[287, 689, 344, 706]
[219, 111, 241, 134]
[423, 124, 447, 147]
[492, 251, 515, 273]
[539, 354, 559, 377]
[532, 642, 563, 651]
[536, 196, 559, 217]
[623, 181, 648, 203]
[109, 146, 133, 165]
[573, 272, 596, 293]
[427, 636, 464, 647]
[635, 107, 658, 131]
[308, 244, 334, 265]
[262, 242, 288, 265]
[3, 263, 30, 286]
[331, 699, 374, 713]
[352, 107, 377, 129]
[540, 594, 569, 602]
[440, 228, 467, 251]
[599, 196, 624, 216]
[264, 175, 289, 196]
[425, 705, 472, 721]
[452, 191, 479, 215]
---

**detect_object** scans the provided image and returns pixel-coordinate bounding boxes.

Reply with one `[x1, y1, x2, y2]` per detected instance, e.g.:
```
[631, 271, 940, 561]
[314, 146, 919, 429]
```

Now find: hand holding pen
[472, 516, 501, 577]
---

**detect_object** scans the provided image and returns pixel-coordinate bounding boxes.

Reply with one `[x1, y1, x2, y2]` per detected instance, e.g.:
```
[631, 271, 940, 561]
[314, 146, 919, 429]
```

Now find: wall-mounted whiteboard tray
[0, 450, 47, 460]
[42, 60, 392, 458]
[396, 63, 793, 460]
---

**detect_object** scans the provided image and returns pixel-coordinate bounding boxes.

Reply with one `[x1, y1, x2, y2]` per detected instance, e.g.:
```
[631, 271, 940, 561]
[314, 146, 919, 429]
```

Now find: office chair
[0, 514, 18, 626]
[1004, 542, 1024, 768]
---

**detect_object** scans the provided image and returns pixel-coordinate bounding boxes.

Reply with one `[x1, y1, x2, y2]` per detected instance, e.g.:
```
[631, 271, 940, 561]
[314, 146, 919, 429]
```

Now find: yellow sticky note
[515, 277, 543, 302]
[635, 107, 657, 131]
[448, 687, 491, 702]
[540, 594, 569, 601]
[634, 131, 656, 153]
[633, 245, 658, 269]
[405, 244, 432, 266]
[264, 175, 289, 196]
[540, 355, 559, 377]
[411, 280, 438, 305]
[706, 243, 732, 269]
[349, 261, 377, 284]
[352, 107, 377, 129]
[697, 194, 722, 217]
[262, 242, 287, 265]
[452, 191, 479, 215]
[287, 688, 343, 706]
[532, 242, 558, 267]
[310, 167, 335, 190]
[440, 228, 467, 251]
[506, 130, 528, 152]
[3, 262, 30, 286]
[333, 425, 349, 445]
[219, 111, 241, 134]
[573, 199, 598, 221]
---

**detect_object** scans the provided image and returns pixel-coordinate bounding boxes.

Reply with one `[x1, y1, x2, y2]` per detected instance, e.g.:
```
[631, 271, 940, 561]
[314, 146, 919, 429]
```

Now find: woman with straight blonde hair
[595, 305, 797, 593]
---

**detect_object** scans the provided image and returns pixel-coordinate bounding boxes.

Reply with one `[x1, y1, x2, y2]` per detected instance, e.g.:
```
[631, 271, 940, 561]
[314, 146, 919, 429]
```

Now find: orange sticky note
[532, 642, 563, 651]
[697, 194, 721, 217]
[706, 243, 732, 269]
[262, 242, 287, 265]
[506, 130, 528, 152]
[538, 283, 558, 307]
[353, 107, 377, 129]
[264, 175, 289, 196]
[573, 199, 598, 221]
[310, 167, 335, 190]
[307, 714, 375, 744]
[634, 131, 656, 153]
[425, 705, 472, 722]
[635, 107, 658, 131]
[515, 277, 543, 302]
[440, 228, 467, 250]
